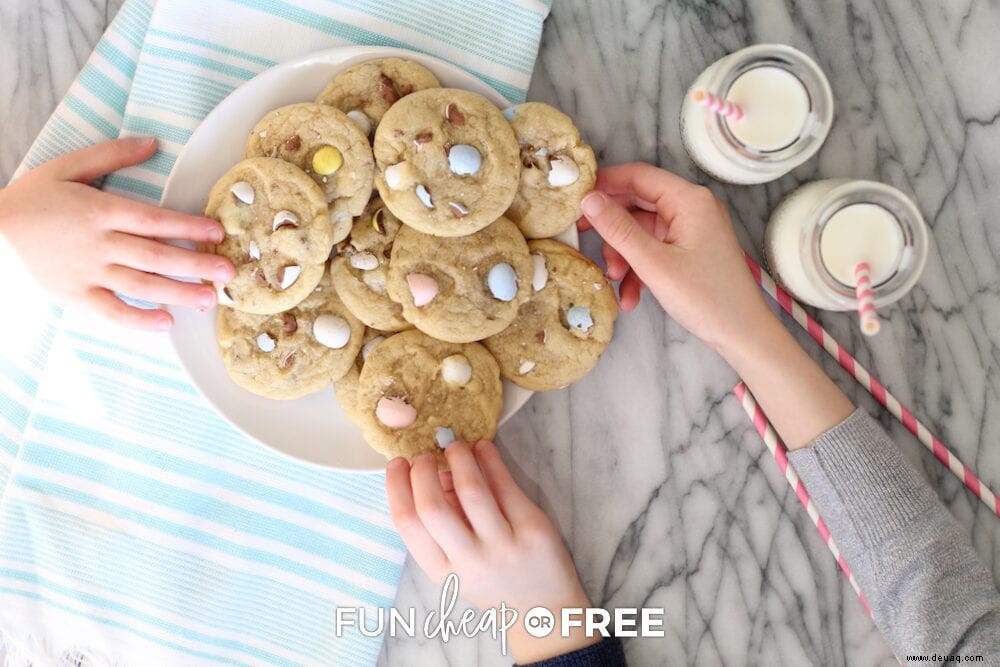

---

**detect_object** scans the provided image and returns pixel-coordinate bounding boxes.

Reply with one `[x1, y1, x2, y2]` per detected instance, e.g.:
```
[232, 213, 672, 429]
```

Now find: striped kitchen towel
[0, 0, 549, 664]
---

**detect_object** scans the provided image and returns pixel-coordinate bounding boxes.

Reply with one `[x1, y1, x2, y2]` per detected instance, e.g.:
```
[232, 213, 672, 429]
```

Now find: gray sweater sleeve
[788, 410, 1000, 662]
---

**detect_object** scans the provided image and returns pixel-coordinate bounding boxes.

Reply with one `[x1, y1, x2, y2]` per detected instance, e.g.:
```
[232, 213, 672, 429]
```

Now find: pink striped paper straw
[734, 382, 872, 615]
[744, 253, 1000, 517]
[854, 262, 880, 336]
[691, 89, 744, 123]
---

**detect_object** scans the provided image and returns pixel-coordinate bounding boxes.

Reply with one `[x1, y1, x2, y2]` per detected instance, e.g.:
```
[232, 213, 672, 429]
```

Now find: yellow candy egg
[312, 146, 343, 176]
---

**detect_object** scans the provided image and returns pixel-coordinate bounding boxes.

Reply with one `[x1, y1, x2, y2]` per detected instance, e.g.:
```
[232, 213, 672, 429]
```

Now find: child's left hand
[386, 440, 600, 664]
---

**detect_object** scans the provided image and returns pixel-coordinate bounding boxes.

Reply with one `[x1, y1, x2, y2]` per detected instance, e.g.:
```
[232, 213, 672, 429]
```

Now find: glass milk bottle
[680, 44, 834, 184]
[764, 179, 929, 311]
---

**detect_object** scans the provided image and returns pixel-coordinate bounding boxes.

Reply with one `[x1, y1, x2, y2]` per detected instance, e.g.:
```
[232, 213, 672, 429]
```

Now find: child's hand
[579, 162, 774, 355]
[386, 440, 599, 664]
[0, 137, 234, 331]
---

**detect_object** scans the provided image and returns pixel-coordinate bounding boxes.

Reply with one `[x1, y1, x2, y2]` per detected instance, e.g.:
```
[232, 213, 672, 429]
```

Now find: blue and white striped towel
[0, 0, 549, 664]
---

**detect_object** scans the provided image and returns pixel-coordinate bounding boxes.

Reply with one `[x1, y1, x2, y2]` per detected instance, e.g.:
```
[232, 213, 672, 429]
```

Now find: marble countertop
[4, 1, 1000, 665]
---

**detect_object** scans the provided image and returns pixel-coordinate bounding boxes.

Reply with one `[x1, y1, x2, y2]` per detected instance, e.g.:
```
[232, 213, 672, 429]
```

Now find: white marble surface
[3, 1, 1000, 665]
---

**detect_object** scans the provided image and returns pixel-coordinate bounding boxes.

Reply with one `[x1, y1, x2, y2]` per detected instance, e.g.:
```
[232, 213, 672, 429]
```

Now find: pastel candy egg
[277, 265, 300, 290]
[531, 253, 548, 292]
[566, 305, 594, 333]
[487, 263, 518, 302]
[215, 282, 235, 306]
[312, 146, 343, 176]
[361, 335, 385, 361]
[256, 332, 276, 353]
[230, 181, 255, 205]
[272, 210, 299, 231]
[415, 184, 434, 209]
[440, 354, 472, 386]
[448, 144, 482, 176]
[313, 314, 351, 349]
[376, 396, 417, 429]
[502, 107, 517, 122]
[347, 110, 372, 136]
[385, 162, 415, 190]
[435, 427, 456, 448]
[548, 156, 580, 187]
[407, 273, 439, 307]
[349, 251, 379, 271]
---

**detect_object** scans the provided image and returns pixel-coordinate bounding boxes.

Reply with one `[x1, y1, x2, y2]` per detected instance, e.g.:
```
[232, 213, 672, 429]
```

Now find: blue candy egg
[487, 263, 518, 302]
[448, 144, 482, 176]
[566, 305, 594, 333]
[435, 427, 455, 449]
[502, 107, 517, 121]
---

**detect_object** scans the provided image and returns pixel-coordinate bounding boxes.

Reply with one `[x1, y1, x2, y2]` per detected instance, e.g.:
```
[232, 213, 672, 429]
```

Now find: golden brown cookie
[483, 239, 617, 390]
[217, 271, 365, 399]
[329, 197, 411, 331]
[386, 217, 532, 342]
[355, 330, 502, 463]
[315, 58, 440, 129]
[373, 88, 520, 237]
[504, 102, 597, 239]
[204, 157, 331, 314]
[244, 103, 374, 244]
[333, 329, 390, 424]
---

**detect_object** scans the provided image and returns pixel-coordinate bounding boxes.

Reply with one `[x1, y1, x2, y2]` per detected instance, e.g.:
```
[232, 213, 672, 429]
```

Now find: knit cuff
[788, 409, 941, 552]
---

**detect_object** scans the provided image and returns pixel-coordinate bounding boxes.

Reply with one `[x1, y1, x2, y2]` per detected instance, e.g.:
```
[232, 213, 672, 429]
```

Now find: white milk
[820, 204, 904, 287]
[680, 44, 833, 184]
[726, 66, 811, 152]
[765, 179, 929, 311]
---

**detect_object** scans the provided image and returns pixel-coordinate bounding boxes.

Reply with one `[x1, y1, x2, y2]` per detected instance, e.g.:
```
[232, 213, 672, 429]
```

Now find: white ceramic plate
[162, 46, 577, 472]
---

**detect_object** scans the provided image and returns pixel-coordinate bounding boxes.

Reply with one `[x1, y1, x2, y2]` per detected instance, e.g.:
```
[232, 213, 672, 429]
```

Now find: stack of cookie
[204, 58, 617, 462]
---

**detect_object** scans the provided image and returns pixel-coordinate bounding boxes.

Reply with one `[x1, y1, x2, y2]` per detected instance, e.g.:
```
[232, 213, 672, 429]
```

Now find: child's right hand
[0, 137, 234, 331]
[579, 163, 775, 356]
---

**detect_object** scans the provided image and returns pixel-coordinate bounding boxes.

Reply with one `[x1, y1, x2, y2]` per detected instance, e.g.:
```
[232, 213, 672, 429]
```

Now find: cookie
[355, 330, 502, 462]
[504, 102, 598, 239]
[204, 157, 332, 315]
[244, 103, 374, 244]
[333, 329, 390, 424]
[315, 58, 441, 130]
[217, 271, 365, 400]
[483, 239, 617, 390]
[373, 88, 520, 237]
[386, 217, 532, 343]
[329, 197, 411, 331]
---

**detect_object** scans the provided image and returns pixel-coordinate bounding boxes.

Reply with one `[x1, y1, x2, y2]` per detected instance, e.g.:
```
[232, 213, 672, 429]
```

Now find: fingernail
[387, 457, 409, 471]
[199, 288, 216, 310]
[414, 452, 436, 465]
[581, 192, 607, 216]
[210, 226, 225, 244]
[155, 316, 172, 331]
[474, 440, 494, 453]
[214, 262, 234, 282]
[126, 135, 157, 149]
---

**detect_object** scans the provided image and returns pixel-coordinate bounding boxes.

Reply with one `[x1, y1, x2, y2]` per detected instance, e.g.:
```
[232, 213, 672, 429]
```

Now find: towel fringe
[1, 626, 122, 667]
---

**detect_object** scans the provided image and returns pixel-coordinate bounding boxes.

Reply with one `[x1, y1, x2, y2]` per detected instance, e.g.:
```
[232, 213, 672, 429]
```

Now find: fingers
[618, 270, 645, 312]
[581, 191, 663, 277]
[473, 440, 540, 525]
[110, 234, 234, 283]
[595, 162, 698, 207]
[102, 265, 217, 310]
[83, 287, 173, 331]
[386, 458, 450, 579]
[107, 196, 226, 244]
[44, 137, 158, 183]
[444, 442, 511, 541]
[409, 452, 477, 555]
[602, 242, 629, 282]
